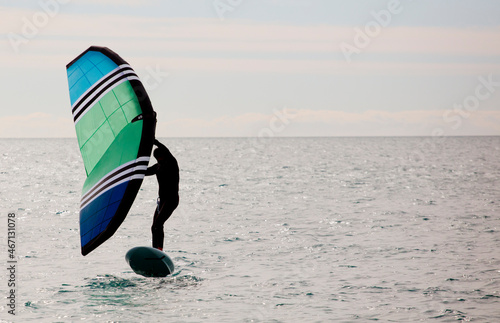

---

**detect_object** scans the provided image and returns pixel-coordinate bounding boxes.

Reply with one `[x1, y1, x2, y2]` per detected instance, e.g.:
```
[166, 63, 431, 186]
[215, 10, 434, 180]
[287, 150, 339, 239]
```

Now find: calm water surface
[0, 137, 499, 322]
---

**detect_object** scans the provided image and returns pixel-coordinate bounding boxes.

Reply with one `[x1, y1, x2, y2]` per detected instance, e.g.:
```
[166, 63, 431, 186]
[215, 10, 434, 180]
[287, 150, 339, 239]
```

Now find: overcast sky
[1, 0, 500, 137]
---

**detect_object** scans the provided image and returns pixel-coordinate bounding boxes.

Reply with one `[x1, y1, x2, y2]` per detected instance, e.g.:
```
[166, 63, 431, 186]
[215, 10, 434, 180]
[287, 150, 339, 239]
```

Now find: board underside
[125, 246, 174, 277]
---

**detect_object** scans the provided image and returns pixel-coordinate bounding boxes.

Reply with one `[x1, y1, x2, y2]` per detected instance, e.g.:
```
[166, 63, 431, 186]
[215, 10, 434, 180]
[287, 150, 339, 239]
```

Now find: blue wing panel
[80, 181, 129, 248]
[67, 51, 119, 105]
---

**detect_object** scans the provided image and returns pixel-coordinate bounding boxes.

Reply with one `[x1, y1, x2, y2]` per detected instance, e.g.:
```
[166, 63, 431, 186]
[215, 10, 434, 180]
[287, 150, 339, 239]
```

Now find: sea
[0, 136, 499, 322]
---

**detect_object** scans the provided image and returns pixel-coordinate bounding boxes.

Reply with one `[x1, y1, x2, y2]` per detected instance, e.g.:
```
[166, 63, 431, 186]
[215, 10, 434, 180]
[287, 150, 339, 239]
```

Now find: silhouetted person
[145, 139, 179, 251]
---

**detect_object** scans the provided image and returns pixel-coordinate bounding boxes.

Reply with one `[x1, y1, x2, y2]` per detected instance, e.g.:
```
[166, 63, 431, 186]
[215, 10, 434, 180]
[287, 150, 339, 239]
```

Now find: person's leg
[151, 196, 179, 250]
[151, 200, 163, 250]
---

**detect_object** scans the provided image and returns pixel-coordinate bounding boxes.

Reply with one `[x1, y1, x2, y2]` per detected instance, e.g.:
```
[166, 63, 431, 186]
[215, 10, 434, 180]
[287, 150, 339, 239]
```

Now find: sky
[1, 0, 500, 137]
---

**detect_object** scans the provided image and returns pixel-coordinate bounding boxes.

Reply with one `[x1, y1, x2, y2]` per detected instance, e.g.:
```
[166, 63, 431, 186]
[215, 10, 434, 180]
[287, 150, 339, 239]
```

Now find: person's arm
[154, 139, 167, 150]
[154, 139, 175, 160]
[145, 164, 159, 176]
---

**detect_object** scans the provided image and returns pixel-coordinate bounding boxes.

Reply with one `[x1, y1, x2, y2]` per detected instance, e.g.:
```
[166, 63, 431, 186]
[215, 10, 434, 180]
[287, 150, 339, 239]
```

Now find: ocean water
[1, 136, 500, 322]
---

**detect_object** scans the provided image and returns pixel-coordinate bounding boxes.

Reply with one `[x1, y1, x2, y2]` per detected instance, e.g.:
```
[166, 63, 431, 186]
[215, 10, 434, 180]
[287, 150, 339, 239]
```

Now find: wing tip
[66, 45, 116, 69]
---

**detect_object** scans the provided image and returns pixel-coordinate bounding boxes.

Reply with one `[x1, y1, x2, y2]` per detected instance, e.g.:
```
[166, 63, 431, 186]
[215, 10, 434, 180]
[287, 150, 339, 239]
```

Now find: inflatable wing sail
[66, 46, 156, 255]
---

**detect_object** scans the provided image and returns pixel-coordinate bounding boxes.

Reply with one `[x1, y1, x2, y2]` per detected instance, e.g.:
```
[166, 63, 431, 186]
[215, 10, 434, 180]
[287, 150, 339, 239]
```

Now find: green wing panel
[76, 81, 142, 179]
